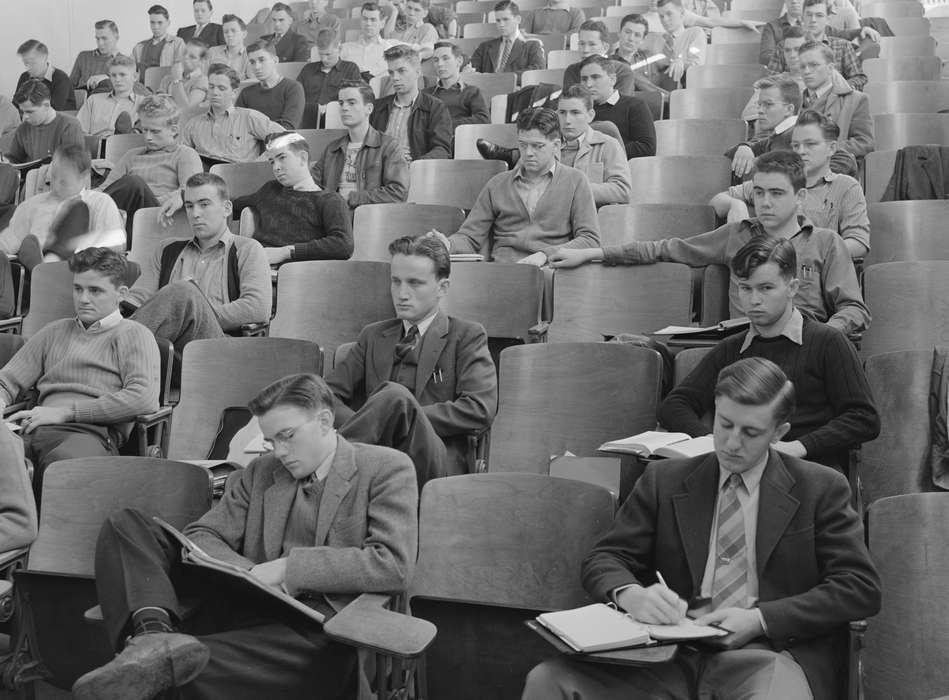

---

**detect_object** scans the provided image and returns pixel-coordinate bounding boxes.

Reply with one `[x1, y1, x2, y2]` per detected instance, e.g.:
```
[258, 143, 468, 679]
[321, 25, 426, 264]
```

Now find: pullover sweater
[593, 95, 656, 159]
[235, 78, 306, 130]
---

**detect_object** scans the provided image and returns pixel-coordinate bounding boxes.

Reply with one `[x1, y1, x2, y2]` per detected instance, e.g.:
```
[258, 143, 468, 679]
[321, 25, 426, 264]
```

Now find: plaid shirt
[768, 35, 866, 91]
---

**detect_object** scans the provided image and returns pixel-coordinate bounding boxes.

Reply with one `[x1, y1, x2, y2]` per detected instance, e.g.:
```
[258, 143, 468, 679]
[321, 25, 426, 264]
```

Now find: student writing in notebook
[522, 357, 880, 700]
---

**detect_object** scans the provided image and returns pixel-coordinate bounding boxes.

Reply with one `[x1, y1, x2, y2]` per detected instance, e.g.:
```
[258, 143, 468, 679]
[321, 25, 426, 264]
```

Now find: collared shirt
[804, 80, 834, 108]
[386, 93, 416, 162]
[616, 48, 663, 86]
[773, 114, 798, 135]
[740, 307, 805, 353]
[402, 308, 439, 339]
[663, 25, 707, 66]
[340, 35, 397, 77]
[391, 21, 438, 52]
[603, 90, 620, 106]
[207, 45, 252, 79]
[76, 91, 142, 136]
[560, 130, 586, 167]
[281, 434, 338, 556]
[174, 230, 237, 311]
[75, 308, 123, 334]
[512, 161, 556, 218]
[180, 106, 283, 163]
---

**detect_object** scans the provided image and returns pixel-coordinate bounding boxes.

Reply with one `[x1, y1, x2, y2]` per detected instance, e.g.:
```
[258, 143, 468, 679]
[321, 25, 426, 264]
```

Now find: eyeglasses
[261, 417, 318, 452]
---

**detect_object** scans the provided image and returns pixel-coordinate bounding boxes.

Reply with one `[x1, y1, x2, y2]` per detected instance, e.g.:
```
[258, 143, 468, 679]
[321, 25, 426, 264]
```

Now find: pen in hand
[654, 571, 688, 624]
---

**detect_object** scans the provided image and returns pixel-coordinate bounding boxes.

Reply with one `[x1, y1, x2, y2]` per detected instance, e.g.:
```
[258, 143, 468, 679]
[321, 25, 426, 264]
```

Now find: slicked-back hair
[579, 53, 618, 77]
[148, 4, 170, 20]
[246, 39, 278, 57]
[54, 143, 92, 175]
[753, 74, 802, 112]
[714, 357, 796, 426]
[752, 150, 806, 192]
[221, 14, 247, 30]
[794, 108, 840, 140]
[316, 28, 340, 49]
[803, 0, 828, 11]
[69, 247, 129, 289]
[384, 43, 421, 67]
[249, 373, 336, 417]
[194, 0, 213, 9]
[362, 1, 381, 14]
[208, 62, 241, 88]
[265, 131, 311, 158]
[95, 20, 119, 34]
[14, 80, 51, 107]
[434, 41, 466, 65]
[657, 0, 684, 9]
[185, 172, 229, 201]
[559, 84, 595, 111]
[138, 93, 181, 128]
[730, 236, 797, 282]
[272, 2, 294, 14]
[516, 106, 561, 140]
[620, 13, 649, 34]
[107, 53, 138, 71]
[338, 79, 376, 105]
[389, 234, 451, 280]
[578, 19, 609, 43]
[798, 40, 834, 64]
[494, 0, 520, 16]
[17, 39, 48, 56]
[784, 25, 805, 40]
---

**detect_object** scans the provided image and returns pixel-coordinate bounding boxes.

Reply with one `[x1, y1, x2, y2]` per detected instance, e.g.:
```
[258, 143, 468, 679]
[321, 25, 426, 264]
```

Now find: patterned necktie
[498, 39, 513, 72]
[663, 32, 676, 61]
[393, 324, 419, 365]
[710, 473, 749, 611]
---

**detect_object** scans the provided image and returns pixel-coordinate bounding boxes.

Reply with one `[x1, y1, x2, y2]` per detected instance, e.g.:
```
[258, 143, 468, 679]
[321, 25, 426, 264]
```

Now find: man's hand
[773, 440, 807, 458]
[731, 145, 756, 178]
[548, 248, 599, 269]
[616, 584, 688, 625]
[859, 26, 880, 42]
[694, 607, 764, 650]
[157, 191, 184, 226]
[517, 251, 548, 267]
[740, 20, 764, 31]
[10, 406, 73, 434]
[87, 74, 108, 90]
[170, 61, 185, 82]
[249, 557, 288, 588]
[668, 58, 687, 83]
[266, 246, 293, 266]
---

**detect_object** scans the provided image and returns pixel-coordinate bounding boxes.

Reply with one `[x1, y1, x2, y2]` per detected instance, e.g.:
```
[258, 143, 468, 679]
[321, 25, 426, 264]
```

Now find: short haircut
[752, 150, 806, 192]
[384, 44, 421, 67]
[783, 25, 805, 40]
[388, 234, 451, 280]
[17, 39, 48, 56]
[185, 172, 229, 201]
[793, 108, 840, 140]
[221, 13, 247, 30]
[803, 0, 828, 10]
[578, 19, 609, 43]
[620, 13, 649, 34]
[148, 4, 170, 20]
[516, 106, 561, 140]
[316, 28, 340, 49]
[657, 0, 684, 9]
[730, 236, 797, 282]
[265, 131, 311, 158]
[186, 38, 210, 56]
[579, 53, 618, 77]
[95, 20, 119, 34]
[753, 74, 802, 112]
[715, 357, 796, 426]
[361, 1, 382, 14]
[249, 373, 336, 417]
[494, 0, 520, 16]
[271, 2, 293, 14]
[138, 93, 181, 128]
[194, 0, 213, 8]
[338, 79, 375, 105]
[54, 143, 92, 175]
[69, 247, 129, 289]
[798, 40, 834, 64]
[14, 80, 51, 107]
[434, 41, 466, 65]
[246, 39, 278, 57]
[407, 0, 431, 8]
[208, 62, 241, 89]
[559, 84, 594, 111]
[107, 53, 138, 71]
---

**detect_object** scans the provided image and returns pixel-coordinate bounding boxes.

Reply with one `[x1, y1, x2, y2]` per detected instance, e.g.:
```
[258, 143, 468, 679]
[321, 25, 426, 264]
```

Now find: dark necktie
[499, 39, 513, 72]
[710, 473, 749, 611]
[393, 324, 419, 365]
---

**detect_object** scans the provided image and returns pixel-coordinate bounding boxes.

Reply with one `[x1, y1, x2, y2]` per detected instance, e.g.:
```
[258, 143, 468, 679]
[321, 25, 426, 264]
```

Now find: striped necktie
[710, 473, 749, 611]
[498, 39, 513, 72]
[393, 324, 420, 365]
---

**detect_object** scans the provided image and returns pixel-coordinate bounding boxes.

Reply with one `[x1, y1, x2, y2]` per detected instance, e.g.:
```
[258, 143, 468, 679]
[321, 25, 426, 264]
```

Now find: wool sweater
[232, 181, 354, 261]
[659, 313, 880, 461]
[16, 69, 76, 112]
[5, 113, 84, 164]
[0, 423, 36, 550]
[593, 96, 656, 159]
[99, 144, 203, 199]
[235, 78, 306, 130]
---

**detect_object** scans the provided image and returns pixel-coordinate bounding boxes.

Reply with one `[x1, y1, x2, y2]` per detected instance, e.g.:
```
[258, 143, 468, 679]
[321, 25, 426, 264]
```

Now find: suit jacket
[470, 36, 545, 77]
[177, 23, 225, 47]
[582, 451, 881, 700]
[806, 74, 875, 158]
[325, 311, 498, 474]
[262, 30, 312, 63]
[369, 91, 452, 160]
[183, 435, 418, 612]
[572, 127, 632, 207]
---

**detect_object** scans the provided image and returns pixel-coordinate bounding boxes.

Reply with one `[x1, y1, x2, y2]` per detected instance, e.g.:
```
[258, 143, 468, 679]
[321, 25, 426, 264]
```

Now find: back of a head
[55, 143, 92, 175]
[730, 236, 797, 281]
[69, 247, 129, 289]
[249, 373, 336, 417]
[516, 106, 561, 140]
[754, 74, 802, 113]
[14, 80, 51, 107]
[388, 234, 451, 280]
[17, 39, 47, 57]
[753, 150, 806, 192]
[794, 108, 840, 141]
[714, 357, 796, 425]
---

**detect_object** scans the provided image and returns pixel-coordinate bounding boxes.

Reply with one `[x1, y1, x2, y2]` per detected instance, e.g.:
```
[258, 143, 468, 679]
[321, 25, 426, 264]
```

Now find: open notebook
[599, 431, 714, 459]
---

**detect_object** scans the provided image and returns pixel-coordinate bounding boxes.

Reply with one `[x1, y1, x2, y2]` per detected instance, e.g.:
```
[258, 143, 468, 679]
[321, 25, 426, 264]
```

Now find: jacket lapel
[755, 450, 800, 571]
[370, 320, 403, 387]
[315, 437, 357, 545]
[415, 311, 449, 397]
[671, 454, 719, 593]
[508, 39, 525, 67]
[262, 467, 298, 560]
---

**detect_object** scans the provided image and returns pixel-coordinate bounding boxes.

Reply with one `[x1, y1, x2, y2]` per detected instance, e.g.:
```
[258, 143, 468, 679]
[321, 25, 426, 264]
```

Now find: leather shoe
[72, 632, 210, 700]
[476, 138, 519, 169]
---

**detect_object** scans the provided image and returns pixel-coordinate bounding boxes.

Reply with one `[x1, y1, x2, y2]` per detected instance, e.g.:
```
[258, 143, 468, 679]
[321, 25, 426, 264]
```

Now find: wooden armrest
[136, 405, 173, 426]
[324, 593, 437, 659]
[0, 547, 29, 570]
[239, 321, 270, 337]
[0, 317, 23, 333]
[0, 580, 11, 599]
[527, 321, 549, 342]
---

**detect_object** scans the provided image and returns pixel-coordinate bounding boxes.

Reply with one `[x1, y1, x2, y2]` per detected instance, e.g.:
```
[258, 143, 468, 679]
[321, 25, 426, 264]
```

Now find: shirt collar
[435, 79, 464, 91]
[188, 228, 233, 250]
[806, 170, 836, 189]
[604, 90, 620, 105]
[718, 452, 768, 493]
[743, 215, 814, 238]
[809, 81, 833, 101]
[40, 64, 55, 81]
[75, 308, 122, 333]
[773, 114, 798, 134]
[403, 308, 439, 337]
[361, 34, 384, 45]
[291, 177, 322, 192]
[740, 307, 804, 352]
[513, 159, 557, 181]
[504, 30, 523, 44]
[394, 91, 418, 109]
[307, 433, 338, 484]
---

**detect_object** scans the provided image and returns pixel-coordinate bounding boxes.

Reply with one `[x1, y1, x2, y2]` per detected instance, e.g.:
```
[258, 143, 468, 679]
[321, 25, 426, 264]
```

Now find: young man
[76, 55, 143, 138]
[327, 234, 496, 484]
[262, 2, 312, 63]
[549, 151, 870, 336]
[661, 237, 879, 470]
[0, 247, 159, 502]
[341, 2, 399, 79]
[579, 55, 656, 159]
[714, 110, 870, 259]
[768, 0, 866, 91]
[180, 63, 284, 164]
[177, 0, 225, 47]
[235, 40, 306, 129]
[313, 80, 408, 208]
[469, 1, 545, 77]
[759, 0, 879, 66]
[520, 0, 585, 35]
[655, 0, 707, 90]
[297, 29, 362, 108]
[387, 0, 457, 40]
[127, 173, 272, 356]
[207, 14, 253, 79]
[231, 132, 352, 266]
[132, 5, 186, 76]
[16, 40, 75, 112]
[390, 0, 439, 60]
[424, 42, 489, 126]
[563, 20, 636, 96]
[613, 14, 665, 94]
[523, 356, 881, 700]
[69, 20, 121, 93]
[293, 0, 341, 46]
[369, 44, 452, 161]
[71, 373, 418, 700]
[442, 107, 600, 265]
[5, 82, 84, 165]
[726, 75, 801, 178]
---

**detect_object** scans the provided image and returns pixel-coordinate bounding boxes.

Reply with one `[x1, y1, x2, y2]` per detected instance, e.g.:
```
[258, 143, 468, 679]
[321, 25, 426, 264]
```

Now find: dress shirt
[512, 161, 556, 217]
[77, 92, 142, 136]
[603, 90, 620, 106]
[385, 94, 416, 161]
[180, 106, 283, 163]
[740, 307, 804, 353]
[804, 81, 834, 109]
[402, 308, 439, 339]
[207, 45, 252, 79]
[75, 308, 123, 333]
[497, 31, 525, 68]
[340, 36, 397, 77]
[391, 21, 438, 53]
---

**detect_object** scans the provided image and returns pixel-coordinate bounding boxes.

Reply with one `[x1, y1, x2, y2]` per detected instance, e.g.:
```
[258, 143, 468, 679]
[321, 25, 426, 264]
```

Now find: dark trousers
[95, 508, 358, 700]
[22, 423, 118, 507]
[102, 175, 160, 249]
[129, 281, 224, 358]
[336, 382, 449, 488]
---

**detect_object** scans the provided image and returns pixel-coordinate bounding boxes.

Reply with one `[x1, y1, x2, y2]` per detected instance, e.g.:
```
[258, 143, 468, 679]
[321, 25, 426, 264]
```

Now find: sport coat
[177, 23, 225, 47]
[183, 435, 418, 612]
[572, 127, 632, 207]
[262, 30, 312, 63]
[470, 36, 545, 76]
[582, 450, 881, 700]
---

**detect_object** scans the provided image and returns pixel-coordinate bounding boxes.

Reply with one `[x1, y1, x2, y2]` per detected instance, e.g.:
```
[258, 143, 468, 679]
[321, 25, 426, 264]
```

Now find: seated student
[741, 27, 806, 127]
[70, 20, 122, 94]
[76, 55, 144, 138]
[230, 132, 352, 266]
[132, 5, 186, 76]
[71, 373, 418, 700]
[341, 2, 399, 80]
[0, 247, 159, 502]
[469, 1, 545, 76]
[294, 0, 341, 45]
[0, 422, 37, 551]
[262, 3, 313, 63]
[327, 234, 496, 484]
[660, 237, 879, 470]
[235, 41, 306, 130]
[579, 55, 656, 159]
[713, 110, 870, 259]
[440, 107, 600, 265]
[520, 0, 584, 35]
[297, 29, 363, 108]
[386, 0, 458, 40]
[726, 75, 801, 179]
[126, 173, 272, 356]
[4, 82, 83, 165]
[759, 0, 879, 66]
[98, 94, 203, 247]
[177, 0, 225, 47]
[160, 39, 210, 109]
[522, 356, 881, 700]
[613, 14, 665, 94]
[0, 145, 125, 266]
[313, 81, 409, 209]
[424, 42, 489, 126]
[655, 0, 707, 90]
[180, 63, 284, 164]
[16, 39, 76, 112]
[207, 14, 253, 79]
[369, 45, 452, 161]
[550, 151, 870, 336]
[564, 21, 636, 96]
[389, 0, 439, 60]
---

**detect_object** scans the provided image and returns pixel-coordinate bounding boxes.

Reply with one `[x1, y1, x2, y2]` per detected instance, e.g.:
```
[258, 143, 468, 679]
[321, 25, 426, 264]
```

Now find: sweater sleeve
[622, 98, 657, 159]
[602, 223, 733, 267]
[0, 424, 36, 550]
[278, 80, 306, 129]
[544, 172, 600, 256]
[448, 180, 497, 254]
[124, 238, 165, 309]
[176, 146, 204, 187]
[0, 327, 52, 407]
[820, 234, 870, 335]
[289, 193, 354, 261]
[214, 238, 272, 329]
[588, 136, 632, 206]
[658, 342, 731, 436]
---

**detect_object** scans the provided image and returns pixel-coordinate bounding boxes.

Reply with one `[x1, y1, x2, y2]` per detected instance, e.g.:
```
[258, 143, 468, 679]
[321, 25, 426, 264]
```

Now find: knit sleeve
[449, 177, 498, 255]
[658, 342, 733, 436]
[0, 425, 36, 550]
[621, 98, 656, 159]
[602, 222, 734, 267]
[289, 192, 354, 261]
[543, 172, 599, 256]
[214, 238, 272, 330]
[0, 325, 53, 407]
[277, 80, 306, 130]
